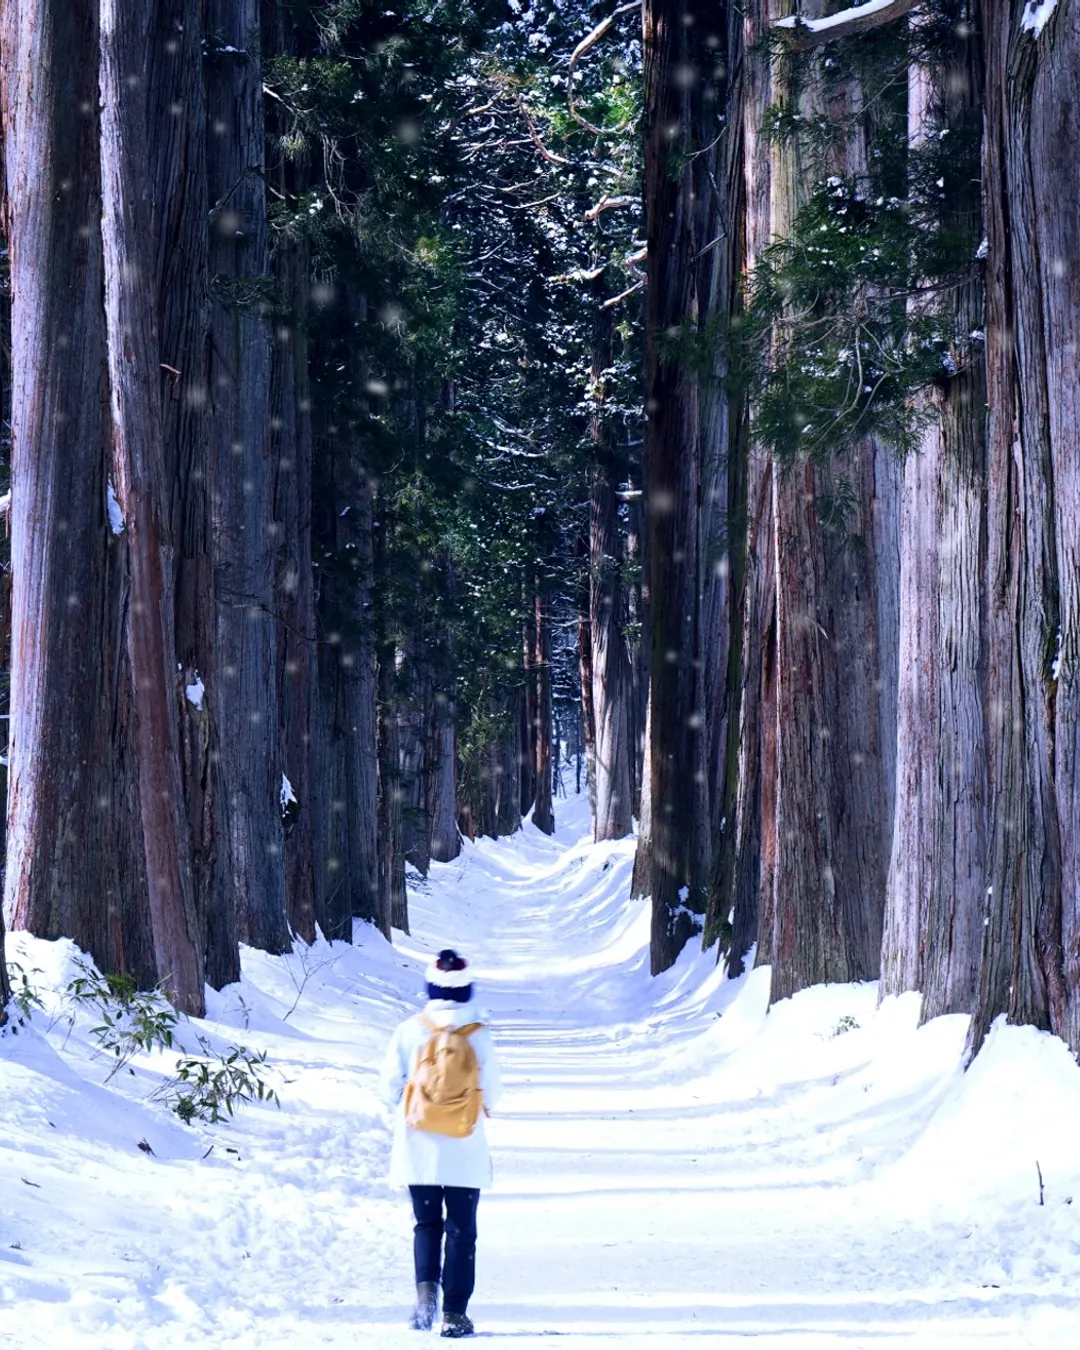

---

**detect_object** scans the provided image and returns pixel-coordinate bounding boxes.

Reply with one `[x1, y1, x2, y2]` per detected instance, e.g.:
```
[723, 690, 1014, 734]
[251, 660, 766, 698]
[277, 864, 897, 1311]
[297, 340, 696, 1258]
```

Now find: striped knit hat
[425, 949, 473, 1004]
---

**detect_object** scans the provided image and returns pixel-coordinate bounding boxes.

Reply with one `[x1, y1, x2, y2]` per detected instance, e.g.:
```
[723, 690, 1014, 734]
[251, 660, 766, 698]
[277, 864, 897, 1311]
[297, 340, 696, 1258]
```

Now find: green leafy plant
[67, 962, 180, 1080]
[832, 1014, 861, 1037]
[67, 960, 280, 1122]
[162, 1039, 281, 1125]
[4, 960, 44, 1027]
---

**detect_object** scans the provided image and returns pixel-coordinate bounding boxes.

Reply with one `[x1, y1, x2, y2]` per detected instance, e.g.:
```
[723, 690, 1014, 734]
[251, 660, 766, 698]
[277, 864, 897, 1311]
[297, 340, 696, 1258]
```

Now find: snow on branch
[601, 279, 644, 309]
[774, 0, 918, 50]
[569, 1, 640, 69]
[583, 194, 638, 222]
[567, 1, 640, 136]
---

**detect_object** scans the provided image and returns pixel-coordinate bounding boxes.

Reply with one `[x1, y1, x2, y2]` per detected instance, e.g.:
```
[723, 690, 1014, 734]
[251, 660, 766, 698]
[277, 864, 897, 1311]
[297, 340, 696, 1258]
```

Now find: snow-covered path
[3, 796, 1080, 1348]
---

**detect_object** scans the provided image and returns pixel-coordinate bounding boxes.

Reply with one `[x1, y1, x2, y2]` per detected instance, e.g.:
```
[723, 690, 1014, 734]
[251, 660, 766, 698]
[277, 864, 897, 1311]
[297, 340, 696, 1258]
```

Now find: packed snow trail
[3, 796, 1080, 1348]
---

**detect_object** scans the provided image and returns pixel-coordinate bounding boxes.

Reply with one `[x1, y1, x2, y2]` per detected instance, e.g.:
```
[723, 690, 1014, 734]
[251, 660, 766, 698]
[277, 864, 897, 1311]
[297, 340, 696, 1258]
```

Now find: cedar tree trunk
[1, 0, 156, 988]
[99, 0, 204, 1012]
[206, 0, 289, 955]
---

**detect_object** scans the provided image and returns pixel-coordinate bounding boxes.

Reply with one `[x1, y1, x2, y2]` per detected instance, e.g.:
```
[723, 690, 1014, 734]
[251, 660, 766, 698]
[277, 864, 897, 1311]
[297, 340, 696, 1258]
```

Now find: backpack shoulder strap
[456, 1022, 484, 1038]
[418, 1013, 438, 1034]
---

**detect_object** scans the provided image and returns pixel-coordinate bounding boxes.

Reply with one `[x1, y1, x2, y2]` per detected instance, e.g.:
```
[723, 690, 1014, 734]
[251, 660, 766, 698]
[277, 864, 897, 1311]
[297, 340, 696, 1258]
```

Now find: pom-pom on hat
[425, 948, 473, 1004]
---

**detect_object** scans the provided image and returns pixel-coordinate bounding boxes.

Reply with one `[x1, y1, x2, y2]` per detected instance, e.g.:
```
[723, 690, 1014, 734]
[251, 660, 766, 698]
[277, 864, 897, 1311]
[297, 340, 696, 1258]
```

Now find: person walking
[381, 949, 503, 1338]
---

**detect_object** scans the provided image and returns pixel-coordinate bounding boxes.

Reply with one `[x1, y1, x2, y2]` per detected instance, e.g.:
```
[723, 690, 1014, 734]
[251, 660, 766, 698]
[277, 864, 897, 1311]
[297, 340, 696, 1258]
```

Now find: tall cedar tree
[642, 0, 740, 972]
[1, 0, 157, 991]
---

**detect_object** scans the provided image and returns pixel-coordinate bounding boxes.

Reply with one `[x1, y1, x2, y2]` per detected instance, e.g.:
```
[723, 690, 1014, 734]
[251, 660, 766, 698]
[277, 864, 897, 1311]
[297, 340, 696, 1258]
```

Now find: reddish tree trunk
[1, 0, 156, 989]
[99, 0, 204, 1013]
[764, 13, 898, 1002]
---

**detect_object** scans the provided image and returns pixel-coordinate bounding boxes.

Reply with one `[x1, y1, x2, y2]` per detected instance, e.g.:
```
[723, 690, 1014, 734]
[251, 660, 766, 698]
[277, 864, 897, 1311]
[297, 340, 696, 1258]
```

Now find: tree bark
[1, 0, 156, 990]
[372, 483, 407, 931]
[643, 0, 730, 970]
[399, 641, 431, 874]
[577, 590, 598, 820]
[378, 640, 408, 932]
[266, 0, 317, 946]
[206, 0, 289, 956]
[0, 909, 9, 1013]
[723, 460, 777, 974]
[625, 491, 647, 816]
[521, 595, 538, 817]
[698, 0, 747, 953]
[715, 0, 777, 975]
[771, 466, 856, 993]
[880, 41, 987, 1019]
[532, 587, 556, 834]
[770, 437, 899, 1001]
[765, 12, 898, 1002]
[99, 0, 205, 1013]
[311, 654, 349, 941]
[973, 0, 1080, 1055]
[495, 690, 523, 836]
[880, 432, 940, 998]
[590, 446, 633, 840]
[154, 0, 238, 990]
[337, 293, 382, 933]
[630, 695, 654, 898]
[269, 257, 317, 946]
[429, 692, 460, 862]
[755, 581, 780, 968]
[331, 452, 380, 933]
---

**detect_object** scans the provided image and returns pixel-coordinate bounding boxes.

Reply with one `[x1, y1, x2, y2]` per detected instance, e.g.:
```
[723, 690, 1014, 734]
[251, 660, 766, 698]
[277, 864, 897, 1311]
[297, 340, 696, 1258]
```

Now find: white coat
[381, 999, 503, 1190]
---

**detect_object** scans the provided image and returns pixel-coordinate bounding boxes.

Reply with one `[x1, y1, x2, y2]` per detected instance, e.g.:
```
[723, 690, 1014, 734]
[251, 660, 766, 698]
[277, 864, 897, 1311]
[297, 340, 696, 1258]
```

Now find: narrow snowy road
[3, 797, 1080, 1348]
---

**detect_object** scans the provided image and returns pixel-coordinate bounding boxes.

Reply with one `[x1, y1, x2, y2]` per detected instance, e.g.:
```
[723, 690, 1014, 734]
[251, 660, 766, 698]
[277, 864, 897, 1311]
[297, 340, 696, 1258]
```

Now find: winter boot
[440, 1312, 474, 1338]
[409, 1282, 439, 1331]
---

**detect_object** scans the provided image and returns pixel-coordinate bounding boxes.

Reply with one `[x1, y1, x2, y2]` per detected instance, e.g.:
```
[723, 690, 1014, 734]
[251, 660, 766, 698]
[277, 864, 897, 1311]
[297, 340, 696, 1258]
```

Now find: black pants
[409, 1185, 480, 1316]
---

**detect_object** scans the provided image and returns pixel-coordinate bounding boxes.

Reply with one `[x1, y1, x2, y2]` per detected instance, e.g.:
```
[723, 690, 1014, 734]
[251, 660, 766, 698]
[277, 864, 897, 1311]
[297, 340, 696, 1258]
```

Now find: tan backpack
[403, 1014, 484, 1138]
